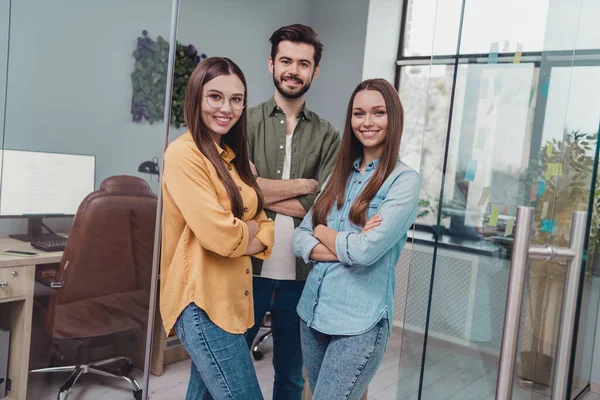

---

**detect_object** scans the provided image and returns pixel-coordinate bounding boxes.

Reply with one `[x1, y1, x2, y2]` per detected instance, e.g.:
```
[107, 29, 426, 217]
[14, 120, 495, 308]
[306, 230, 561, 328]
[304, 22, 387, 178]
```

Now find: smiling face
[269, 40, 320, 99]
[351, 89, 389, 159]
[201, 74, 246, 143]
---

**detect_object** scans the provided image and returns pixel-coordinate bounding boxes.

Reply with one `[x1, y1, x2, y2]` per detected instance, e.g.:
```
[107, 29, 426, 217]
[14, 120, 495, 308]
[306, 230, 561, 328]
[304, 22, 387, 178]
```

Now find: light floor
[25, 327, 597, 400]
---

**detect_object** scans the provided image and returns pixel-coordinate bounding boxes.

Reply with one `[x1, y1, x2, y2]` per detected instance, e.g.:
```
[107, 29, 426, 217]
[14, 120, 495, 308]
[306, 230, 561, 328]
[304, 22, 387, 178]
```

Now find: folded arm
[267, 198, 308, 218]
[164, 146, 254, 258]
[257, 177, 317, 206]
[247, 210, 274, 259]
[334, 172, 421, 267]
[293, 210, 338, 263]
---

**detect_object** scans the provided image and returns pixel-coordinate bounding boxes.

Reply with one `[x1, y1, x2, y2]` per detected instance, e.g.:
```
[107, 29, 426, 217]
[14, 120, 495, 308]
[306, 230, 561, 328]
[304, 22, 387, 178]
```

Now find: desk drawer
[0, 267, 28, 300]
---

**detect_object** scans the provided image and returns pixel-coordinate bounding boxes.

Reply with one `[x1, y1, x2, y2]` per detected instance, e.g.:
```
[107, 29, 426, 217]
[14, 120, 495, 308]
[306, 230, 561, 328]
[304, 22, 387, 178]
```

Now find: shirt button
[368, 163, 374, 168]
[246, 269, 250, 274]
[237, 186, 242, 191]
[277, 170, 281, 174]
[244, 207, 248, 213]
[227, 165, 232, 170]
[340, 218, 343, 222]
[318, 277, 322, 281]
[280, 120, 284, 124]
[245, 291, 249, 296]
[358, 181, 362, 184]
[314, 297, 318, 302]
[280, 145, 284, 149]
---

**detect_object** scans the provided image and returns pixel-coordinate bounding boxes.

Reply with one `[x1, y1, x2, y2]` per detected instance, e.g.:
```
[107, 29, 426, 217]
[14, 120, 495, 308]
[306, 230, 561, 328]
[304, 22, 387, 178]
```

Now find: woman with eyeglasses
[160, 57, 273, 400]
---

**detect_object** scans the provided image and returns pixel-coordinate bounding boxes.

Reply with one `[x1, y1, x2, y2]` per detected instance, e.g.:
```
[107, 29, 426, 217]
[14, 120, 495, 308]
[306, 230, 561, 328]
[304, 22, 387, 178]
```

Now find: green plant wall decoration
[131, 30, 206, 128]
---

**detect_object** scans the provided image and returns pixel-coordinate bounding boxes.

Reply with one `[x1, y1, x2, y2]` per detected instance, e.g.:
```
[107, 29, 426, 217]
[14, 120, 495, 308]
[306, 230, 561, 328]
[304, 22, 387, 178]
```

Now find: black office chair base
[30, 356, 142, 400]
[252, 330, 272, 361]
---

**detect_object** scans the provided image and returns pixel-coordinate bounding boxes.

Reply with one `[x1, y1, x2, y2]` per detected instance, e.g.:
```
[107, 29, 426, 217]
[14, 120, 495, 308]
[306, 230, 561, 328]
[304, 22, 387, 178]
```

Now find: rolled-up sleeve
[293, 210, 321, 264]
[336, 171, 421, 267]
[297, 128, 340, 212]
[252, 210, 274, 260]
[164, 145, 249, 258]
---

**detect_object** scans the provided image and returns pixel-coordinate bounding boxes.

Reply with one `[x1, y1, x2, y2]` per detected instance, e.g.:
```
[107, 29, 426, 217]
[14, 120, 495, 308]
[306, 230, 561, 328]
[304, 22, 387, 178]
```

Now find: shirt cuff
[300, 235, 320, 264]
[298, 194, 317, 212]
[335, 231, 352, 265]
[229, 219, 250, 258]
[253, 219, 274, 260]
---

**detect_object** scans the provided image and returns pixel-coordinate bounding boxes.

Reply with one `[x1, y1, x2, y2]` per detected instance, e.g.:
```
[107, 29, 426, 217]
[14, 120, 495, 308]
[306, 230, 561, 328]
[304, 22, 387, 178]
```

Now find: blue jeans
[301, 318, 389, 400]
[174, 303, 263, 400]
[245, 277, 305, 400]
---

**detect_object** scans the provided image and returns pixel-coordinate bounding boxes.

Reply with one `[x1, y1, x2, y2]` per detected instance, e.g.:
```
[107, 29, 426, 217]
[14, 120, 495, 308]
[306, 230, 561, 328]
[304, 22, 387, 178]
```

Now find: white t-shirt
[260, 133, 297, 280]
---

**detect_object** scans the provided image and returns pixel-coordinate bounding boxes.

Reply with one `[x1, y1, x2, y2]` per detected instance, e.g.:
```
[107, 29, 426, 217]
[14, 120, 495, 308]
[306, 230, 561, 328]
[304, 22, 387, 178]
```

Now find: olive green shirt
[247, 96, 340, 280]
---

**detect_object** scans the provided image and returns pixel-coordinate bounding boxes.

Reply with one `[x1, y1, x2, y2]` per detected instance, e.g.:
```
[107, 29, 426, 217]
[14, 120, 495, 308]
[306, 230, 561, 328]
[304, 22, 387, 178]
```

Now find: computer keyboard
[31, 238, 68, 252]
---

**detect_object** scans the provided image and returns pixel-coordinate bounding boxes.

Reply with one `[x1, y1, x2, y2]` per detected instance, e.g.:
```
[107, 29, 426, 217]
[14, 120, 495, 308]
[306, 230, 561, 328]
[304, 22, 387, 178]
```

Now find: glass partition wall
[395, 0, 600, 398]
[0, 1, 172, 399]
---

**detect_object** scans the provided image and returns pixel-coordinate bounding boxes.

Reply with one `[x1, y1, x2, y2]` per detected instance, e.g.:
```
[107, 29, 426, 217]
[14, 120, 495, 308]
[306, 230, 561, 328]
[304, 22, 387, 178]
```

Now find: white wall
[306, 0, 371, 131]
[362, 0, 403, 84]
[177, 0, 312, 110]
[0, 0, 8, 147]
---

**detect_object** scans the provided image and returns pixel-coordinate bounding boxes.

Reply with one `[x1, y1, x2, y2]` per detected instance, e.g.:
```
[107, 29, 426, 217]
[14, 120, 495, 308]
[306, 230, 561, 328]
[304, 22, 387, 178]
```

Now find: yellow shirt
[160, 132, 274, 334]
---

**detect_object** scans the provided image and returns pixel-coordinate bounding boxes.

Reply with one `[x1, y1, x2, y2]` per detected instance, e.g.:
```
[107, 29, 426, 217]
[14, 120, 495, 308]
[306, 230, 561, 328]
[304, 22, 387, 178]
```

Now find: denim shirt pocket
[348, 196, 385, 232]
[367, 195, 385, 220]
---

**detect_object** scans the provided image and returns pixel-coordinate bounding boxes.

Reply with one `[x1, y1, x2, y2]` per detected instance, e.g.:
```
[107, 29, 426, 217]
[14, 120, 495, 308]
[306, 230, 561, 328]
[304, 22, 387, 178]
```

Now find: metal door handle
[496, 207, 587, 400]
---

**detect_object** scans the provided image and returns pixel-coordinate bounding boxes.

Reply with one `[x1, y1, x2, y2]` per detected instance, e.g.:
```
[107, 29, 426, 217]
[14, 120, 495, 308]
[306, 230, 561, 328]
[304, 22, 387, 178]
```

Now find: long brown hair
[312, 78, 404, 227]
[184, 57, 264, 218]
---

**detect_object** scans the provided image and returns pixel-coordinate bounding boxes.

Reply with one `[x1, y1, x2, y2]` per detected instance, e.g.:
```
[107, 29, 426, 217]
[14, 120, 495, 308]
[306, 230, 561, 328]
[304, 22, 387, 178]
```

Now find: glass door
[395, 0, 600, 398]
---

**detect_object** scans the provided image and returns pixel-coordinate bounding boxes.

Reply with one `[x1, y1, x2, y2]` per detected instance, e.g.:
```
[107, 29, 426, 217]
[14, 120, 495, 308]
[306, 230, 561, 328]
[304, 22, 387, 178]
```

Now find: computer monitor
[0, 149, 96, 242]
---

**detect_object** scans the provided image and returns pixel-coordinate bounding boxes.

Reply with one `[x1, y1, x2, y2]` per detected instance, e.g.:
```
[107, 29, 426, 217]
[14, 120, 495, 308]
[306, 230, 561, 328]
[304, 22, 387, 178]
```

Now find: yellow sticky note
[477, 186, 491, 206]
[504, 217, 515, 236]
[542, 201, 549, 218]
[488, 205, 499, 227]
[546, 163, 563, 179]
[546, 142, 553, 156]
[513, 43, 523, 64]
[545, 165, 553, 181]
[553, 163, 563, 176]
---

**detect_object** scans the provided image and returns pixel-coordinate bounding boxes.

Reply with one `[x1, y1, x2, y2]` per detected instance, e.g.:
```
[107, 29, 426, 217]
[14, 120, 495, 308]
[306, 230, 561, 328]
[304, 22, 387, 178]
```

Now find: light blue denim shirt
[293, 156, 420, 336]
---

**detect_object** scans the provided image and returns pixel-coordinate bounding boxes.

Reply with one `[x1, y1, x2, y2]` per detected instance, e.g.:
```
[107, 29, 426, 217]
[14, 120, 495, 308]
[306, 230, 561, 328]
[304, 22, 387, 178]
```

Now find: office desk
[0, 236, 62, 400]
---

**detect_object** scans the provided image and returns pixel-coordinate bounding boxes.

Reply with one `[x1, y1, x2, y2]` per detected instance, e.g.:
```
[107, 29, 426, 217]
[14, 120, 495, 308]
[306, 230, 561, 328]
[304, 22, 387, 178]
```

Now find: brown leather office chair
[29, 176, 157, 400]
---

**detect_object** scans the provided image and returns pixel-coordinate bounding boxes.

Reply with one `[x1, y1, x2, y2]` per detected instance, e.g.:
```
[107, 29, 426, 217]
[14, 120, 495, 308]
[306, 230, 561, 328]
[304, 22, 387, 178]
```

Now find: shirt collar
[215, 141, 236, 163]
[267, 96, 312, 120]
[353, 156, 380, 172]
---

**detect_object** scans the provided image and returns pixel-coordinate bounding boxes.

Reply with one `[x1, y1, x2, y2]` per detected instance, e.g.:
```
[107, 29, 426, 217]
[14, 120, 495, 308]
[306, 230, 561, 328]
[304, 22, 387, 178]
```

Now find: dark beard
[273, 75, 312, 99]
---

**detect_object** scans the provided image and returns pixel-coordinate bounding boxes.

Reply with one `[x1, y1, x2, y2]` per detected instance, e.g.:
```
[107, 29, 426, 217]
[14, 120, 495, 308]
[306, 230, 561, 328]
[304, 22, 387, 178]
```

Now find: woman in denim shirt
[293, 78, 420, 399]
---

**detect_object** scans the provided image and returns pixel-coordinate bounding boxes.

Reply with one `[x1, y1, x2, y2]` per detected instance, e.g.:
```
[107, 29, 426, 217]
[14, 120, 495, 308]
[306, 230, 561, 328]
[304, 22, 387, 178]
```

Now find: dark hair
[312, 78, 404, 227]
[184, 57, 264, 218]
[269, 24, 323, 67]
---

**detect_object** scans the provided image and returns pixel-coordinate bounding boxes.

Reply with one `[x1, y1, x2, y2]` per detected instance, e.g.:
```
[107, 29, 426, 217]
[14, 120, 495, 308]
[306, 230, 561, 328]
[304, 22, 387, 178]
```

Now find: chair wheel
[252, 350, 264, 361]
[134, 389, 142, 400]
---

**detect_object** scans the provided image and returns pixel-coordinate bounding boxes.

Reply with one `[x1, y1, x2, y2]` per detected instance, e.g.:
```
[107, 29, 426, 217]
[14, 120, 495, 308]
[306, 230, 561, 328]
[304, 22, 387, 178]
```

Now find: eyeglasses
[203, 93, 246, 111]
